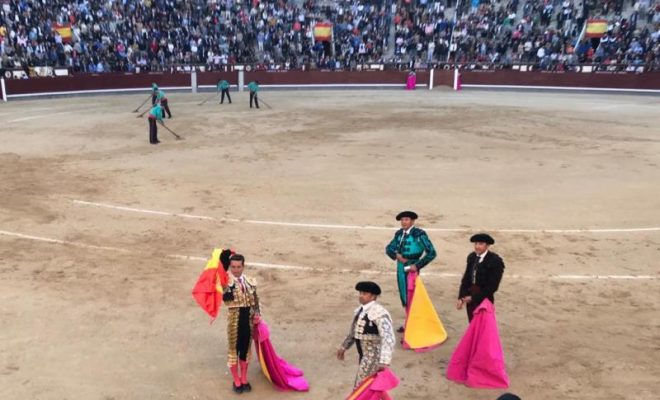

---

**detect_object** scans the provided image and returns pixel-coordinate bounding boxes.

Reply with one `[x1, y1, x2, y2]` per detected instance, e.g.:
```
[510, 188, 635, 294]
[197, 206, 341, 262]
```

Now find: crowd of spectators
[322, 0, 392, 68]
[393, 1, 452, 63]
[0, 0, 658, 72]
[403, 0, 660, 71]
[456, 0, 657, 70]
[0, 0, 263, 72]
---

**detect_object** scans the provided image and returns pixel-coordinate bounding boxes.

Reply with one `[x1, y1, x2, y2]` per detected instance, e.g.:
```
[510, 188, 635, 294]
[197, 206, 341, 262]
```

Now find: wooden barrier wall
[3, 70, 660, 98]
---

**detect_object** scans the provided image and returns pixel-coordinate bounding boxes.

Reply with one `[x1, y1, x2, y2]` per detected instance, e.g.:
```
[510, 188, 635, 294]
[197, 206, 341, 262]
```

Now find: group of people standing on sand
[192, 210, 512, 398]
[144, 80, 262, 144]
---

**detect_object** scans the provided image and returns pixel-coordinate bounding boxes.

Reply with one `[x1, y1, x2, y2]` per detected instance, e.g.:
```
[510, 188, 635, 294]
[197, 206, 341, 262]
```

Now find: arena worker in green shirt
[247, 80, 260, 109]
[151, 83, 159, 105]
[156, 89, 172, 118]
[147, 103, 163, 145]
[217, 79, 232, 104]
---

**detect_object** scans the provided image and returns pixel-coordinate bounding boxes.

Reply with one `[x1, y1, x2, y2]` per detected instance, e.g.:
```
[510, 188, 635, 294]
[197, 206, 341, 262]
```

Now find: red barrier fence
[243, 70, 418, 86]
[4, 72, 192, 97]
[2, 69, 659, 100]
[459, 70, 660, 91]
[196, 72, 238, 86]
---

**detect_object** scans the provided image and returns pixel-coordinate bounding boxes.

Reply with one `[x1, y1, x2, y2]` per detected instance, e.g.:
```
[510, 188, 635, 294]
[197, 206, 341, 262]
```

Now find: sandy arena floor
[1, 89, 659, 400]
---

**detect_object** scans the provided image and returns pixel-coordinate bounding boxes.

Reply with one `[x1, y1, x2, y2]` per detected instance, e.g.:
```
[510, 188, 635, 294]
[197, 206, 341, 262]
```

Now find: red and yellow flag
[192, 248, 232, 322]
[52, 23, 73, 42]
[313, 22, 332, 42]
[585, 19, 608, 38]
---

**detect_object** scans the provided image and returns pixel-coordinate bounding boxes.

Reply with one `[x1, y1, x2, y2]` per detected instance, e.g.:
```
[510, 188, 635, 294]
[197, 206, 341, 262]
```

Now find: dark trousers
[236, 307, 251, 362]
[221, 88, 231, 104]
[161, 99, 172, 118]
[466, 303, 476, 322]
[249, 91, 259, 108]
[356, 339, 363, 361]
[151, 93, 157, 105]
[466, 296, 495, 322]
[148, 118, 158, 144]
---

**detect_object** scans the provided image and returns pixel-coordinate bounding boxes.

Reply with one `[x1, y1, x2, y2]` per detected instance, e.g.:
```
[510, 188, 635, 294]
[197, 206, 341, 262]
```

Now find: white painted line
[461, 84, 660, 94]
[72, 199, 660, 234]
[0, 229, 131, 253]
[496, 228, 660, 233]
[6, 105, 108, 123]
[241, 218, 391, 231]
[0, 230, 312, 272]
[553, 274, 657, 280]
[552, 275, 592, 280]
[167, 254, 313, 271]
[0, 228, 657, 281]
[9, 111, 72, 122]
[0, 107, 57, 117]
[249, 261, 313, 271]
[168, 254, 206, 262]
[73, 200, 234, 222]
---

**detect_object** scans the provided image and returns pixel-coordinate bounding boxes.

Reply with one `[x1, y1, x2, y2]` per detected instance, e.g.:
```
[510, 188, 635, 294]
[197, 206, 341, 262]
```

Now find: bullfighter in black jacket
[457, 233, 505, 321]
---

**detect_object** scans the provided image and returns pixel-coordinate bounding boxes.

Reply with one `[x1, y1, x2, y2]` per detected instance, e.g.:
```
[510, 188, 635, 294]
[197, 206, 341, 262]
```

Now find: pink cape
[253, 320, 309, 391]
[446, 299, 509, 389]
[345, 368, 400, 400]
[406, 74, 416, 90]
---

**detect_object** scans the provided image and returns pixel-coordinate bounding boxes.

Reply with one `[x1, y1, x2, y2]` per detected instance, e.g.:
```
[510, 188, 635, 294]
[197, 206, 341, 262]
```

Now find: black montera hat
[496, 394, 521, 400]
[355, 281, 382, 296]
[396, 210, 418, 221]
[470, 233, 495, 245]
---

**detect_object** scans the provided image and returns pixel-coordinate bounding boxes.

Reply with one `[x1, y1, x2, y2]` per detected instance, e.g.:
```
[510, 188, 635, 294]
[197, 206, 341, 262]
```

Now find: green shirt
[149, 104, 163, 121]
[247, 81, 259, 93]
[156, 90, 165, 100]
[217, 80, 230, 90]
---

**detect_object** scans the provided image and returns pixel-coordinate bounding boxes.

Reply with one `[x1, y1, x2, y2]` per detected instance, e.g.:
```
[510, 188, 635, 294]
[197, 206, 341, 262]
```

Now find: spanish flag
[313, 22, 333, 42]
[52, 23, 73, 42]
[191, 248, 232, 322]
[585, 19, 608, 38]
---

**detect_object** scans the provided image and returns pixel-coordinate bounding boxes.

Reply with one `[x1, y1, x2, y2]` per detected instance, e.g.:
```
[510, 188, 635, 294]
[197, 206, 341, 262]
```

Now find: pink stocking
[229, 364, 241, 387]
[239, 361, 249, 385]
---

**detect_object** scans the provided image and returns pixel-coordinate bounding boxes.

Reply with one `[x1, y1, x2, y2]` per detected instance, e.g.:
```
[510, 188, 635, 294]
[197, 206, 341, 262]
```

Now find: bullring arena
[1, 82, 659, 400]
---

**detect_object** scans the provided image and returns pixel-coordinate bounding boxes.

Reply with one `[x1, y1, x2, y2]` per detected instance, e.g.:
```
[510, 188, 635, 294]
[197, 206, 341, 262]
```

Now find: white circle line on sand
[0, 107, 57, 117]
[1, 229, 657, 281]
[72, 199, 660, 234]
[9, 111, 73, 123]
[0, 229, 132, 253]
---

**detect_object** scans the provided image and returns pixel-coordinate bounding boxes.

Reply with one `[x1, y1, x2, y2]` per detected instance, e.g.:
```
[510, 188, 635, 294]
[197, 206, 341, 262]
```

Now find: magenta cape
[346, 368, 400, 400]
[446, 299, 509, 388]
[406, 75, 416, 90]
[253, 320, 309, 392]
